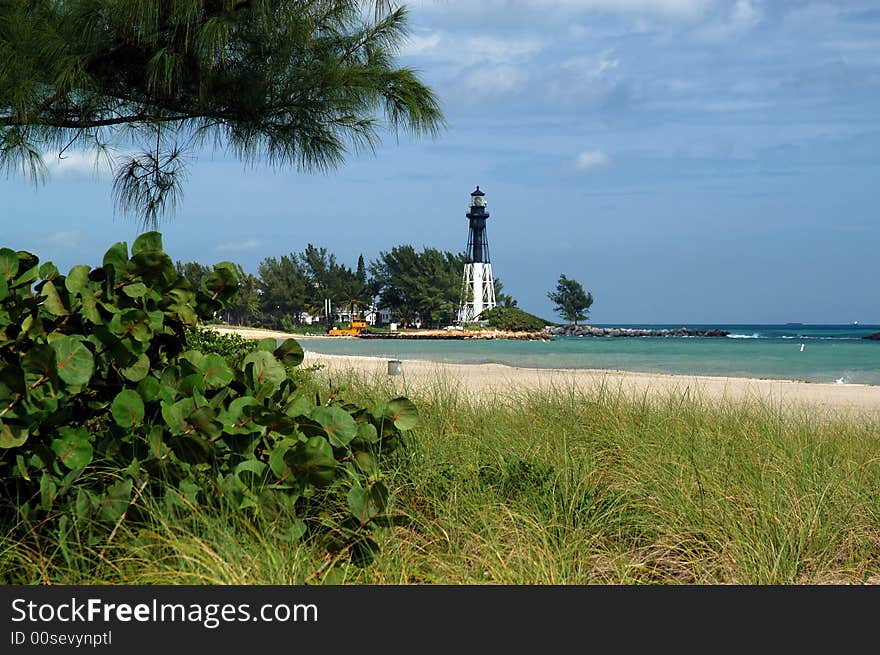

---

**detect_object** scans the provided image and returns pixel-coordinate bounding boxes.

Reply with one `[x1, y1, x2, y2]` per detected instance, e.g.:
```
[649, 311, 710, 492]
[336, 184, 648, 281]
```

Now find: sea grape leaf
[235, 459, 267, 482]
[0, 248, 19, 279]
[129, 251, 176, 285]
[188, 406, 222, 439]
[137, 376, 161, 403]
[285, 394, 314, 418]
[50, 336, 94, 386]
[356, 422, 379, 444]
[0, 422, 28, 449]
[51, 427, 93, 470]
[256, 338, 277, 352]
[131, 231, 163, 255]
[243, 350, 286, 387]
[387, 397, 419, 431]
[221, 396, 261, 433]
[178, 373, 206, 396]
[111, 389, 145, 428]
[353, 451, 377, 475]
[79, 288, 103, 324]
[14, 262, 39, 288]
[202, 262, 238, 302]
[65, 265, 91, 294]
[286, 437, 337, 487]
[41, 280, 68, 316]
[98, 479, 133, 522]
[22, 344, 55, 377]
[347, 482, 388, 523]
[110, 309, 152, 342]
[274, 338, 304, 367]
[121, 353, 151, 382]
[161, 397, 196, 434]
[268, 438, 297, 479]
[311, 406, 357, 447]
[180, 350, 205, 369]
[199, 354, 233, 388]
[39, 262, 59, 280]
[102, 242, 129, 276]
[122, 282, 148, 298]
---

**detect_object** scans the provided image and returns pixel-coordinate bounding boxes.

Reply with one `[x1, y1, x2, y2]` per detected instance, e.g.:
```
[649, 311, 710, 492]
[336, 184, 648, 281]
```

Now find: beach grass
[3, 365, 879, 585]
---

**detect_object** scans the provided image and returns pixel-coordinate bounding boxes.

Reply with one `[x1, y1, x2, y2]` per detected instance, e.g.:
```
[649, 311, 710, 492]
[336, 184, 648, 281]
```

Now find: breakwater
[545, 325, 730, 338]
[358, 329, 544, 340]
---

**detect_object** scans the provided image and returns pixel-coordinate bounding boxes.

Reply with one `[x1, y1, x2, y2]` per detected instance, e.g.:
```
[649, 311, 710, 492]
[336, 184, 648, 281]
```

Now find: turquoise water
[297, 324, 880, 386]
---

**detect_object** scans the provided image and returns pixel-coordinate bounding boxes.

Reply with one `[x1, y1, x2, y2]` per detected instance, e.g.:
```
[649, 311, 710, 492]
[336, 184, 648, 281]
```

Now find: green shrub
[280, 314, 296, 333]
[480, 306, 551, 332]
[0, 232, 417, 565]
[184, 326, 254, 369]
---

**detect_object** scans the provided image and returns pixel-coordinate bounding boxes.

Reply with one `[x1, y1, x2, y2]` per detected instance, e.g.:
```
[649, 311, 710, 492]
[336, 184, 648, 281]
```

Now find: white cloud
[651, 98, 771, 112]
[561, 50, 620, 80]
[400, 31, 442, 57]
[216, 238, 260, 253]
[696, 0, 762, 42]
[417, 0, 712, 20]
[43, 150, 114, 178]
[463, 65, 528, 97]
[535, 0, 712, 19]
[399, 31, 544, 71]
[463, 35, 543, 64]
[575, 150, 611, 170]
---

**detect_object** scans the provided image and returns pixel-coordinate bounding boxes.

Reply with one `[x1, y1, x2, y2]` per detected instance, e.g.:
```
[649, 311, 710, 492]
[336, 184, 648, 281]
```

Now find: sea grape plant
[0, 232, 417, 562]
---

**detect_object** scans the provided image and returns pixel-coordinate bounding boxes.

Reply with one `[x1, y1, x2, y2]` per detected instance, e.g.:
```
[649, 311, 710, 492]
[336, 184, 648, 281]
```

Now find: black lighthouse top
[467, 185, 489, 217]
[465, 185, 490, 263]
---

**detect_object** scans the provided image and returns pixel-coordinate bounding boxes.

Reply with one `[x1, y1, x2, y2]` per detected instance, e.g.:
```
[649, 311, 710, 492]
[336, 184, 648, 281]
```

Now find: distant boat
[853, 321, 860, 326]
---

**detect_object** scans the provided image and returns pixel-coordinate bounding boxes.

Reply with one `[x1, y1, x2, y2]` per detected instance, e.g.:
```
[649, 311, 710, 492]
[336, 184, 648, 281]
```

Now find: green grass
[4, 368, 880, 585]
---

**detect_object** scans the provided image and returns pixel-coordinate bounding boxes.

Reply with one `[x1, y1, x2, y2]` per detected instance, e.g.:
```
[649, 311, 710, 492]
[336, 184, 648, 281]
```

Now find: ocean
[296, 324, 880, 386]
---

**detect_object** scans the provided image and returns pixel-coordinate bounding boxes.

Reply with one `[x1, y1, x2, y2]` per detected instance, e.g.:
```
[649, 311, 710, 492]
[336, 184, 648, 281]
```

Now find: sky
[2, 0, 879, 324]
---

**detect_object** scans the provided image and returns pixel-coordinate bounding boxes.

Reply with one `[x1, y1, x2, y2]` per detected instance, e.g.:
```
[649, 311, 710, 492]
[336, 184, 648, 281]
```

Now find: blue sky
[2, 0, 879, 324]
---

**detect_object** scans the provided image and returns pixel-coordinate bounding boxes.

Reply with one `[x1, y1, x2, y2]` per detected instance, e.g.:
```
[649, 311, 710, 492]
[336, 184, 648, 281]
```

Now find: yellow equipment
[328, 319, 368, 336]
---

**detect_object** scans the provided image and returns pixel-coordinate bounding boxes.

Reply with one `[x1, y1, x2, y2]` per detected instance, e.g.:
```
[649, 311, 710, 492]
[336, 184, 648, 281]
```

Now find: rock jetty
[545, 325, 730, 338]
[358, 328, 546, 341]
[864, 332, 880, 341]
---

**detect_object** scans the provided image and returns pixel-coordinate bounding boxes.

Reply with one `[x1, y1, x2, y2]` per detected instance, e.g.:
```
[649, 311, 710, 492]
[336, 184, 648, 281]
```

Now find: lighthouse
[457, 185, 497, 323]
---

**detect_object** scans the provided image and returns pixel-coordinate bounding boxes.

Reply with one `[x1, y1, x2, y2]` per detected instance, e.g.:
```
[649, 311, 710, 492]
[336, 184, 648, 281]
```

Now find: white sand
[207, 326, 333, 340]
[207, 326, 880, 419]
[302, 353, 880, 420]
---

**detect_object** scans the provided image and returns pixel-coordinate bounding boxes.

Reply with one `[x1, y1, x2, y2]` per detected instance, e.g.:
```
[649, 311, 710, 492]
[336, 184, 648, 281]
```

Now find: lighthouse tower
[457, 185, 497, 323]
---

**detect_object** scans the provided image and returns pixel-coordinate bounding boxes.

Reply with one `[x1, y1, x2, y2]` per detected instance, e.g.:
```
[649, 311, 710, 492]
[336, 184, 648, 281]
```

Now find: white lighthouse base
[458, 262, 496, 323]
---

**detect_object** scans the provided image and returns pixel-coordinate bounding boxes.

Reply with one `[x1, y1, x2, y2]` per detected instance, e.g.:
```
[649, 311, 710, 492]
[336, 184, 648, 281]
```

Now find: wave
[726, 333, 863, 341]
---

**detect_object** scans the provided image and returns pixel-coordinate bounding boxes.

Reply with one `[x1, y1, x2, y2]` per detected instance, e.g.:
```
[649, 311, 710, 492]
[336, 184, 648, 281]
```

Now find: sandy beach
[207, 326, 880, 418]
[208, 326, 332, 340]
[303, 352, 880, 419]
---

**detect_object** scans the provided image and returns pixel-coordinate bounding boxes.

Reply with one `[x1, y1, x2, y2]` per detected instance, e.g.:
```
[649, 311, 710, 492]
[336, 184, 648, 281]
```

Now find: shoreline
[207, 325, 880, 416]
[206, 325, 545, 341]
[301, 352, 880, 419]
[206, 325, 337, 340]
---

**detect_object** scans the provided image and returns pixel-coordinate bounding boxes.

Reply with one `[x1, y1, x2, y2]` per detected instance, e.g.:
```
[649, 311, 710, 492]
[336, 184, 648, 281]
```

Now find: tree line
[178, 245, 516, 330]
